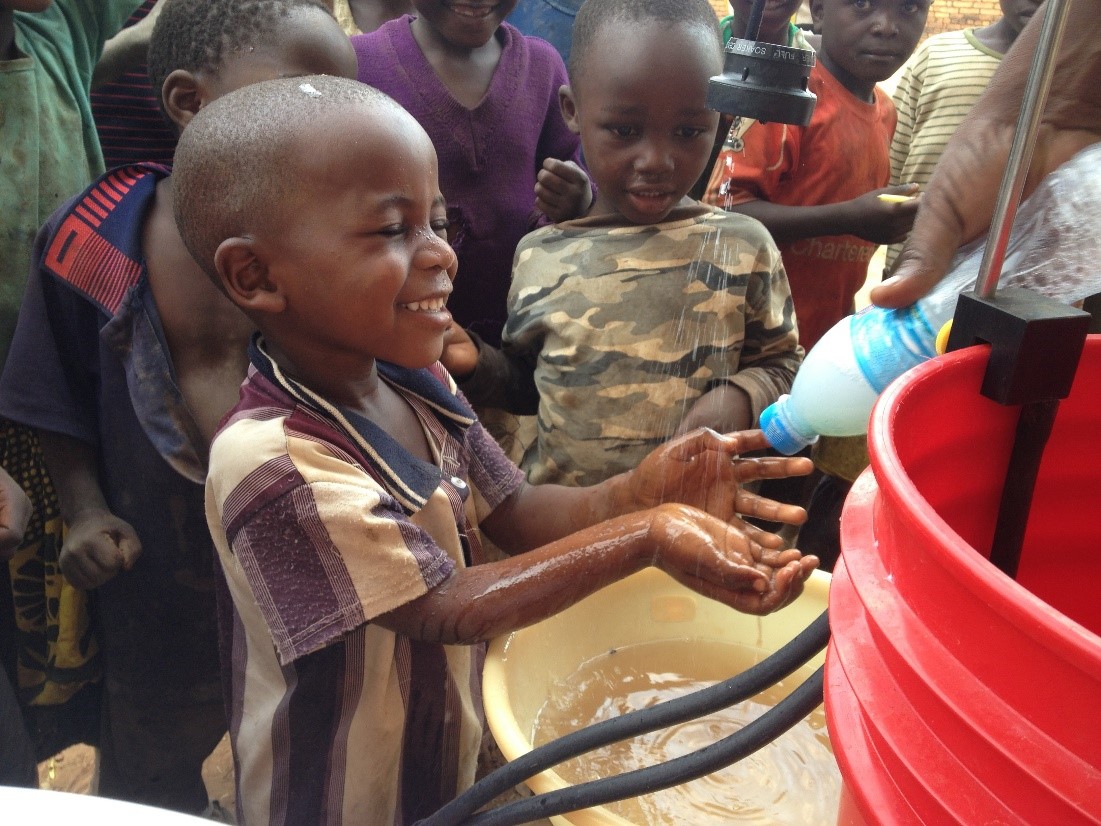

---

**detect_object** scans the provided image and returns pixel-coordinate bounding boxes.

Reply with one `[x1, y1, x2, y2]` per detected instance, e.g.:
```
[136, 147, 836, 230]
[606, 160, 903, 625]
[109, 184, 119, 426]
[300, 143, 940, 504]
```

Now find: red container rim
[865, 340, 1101, 670]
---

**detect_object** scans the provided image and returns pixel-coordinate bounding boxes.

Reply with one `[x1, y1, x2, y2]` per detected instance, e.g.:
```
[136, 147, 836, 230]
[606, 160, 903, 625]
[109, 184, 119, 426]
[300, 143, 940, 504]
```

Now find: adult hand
[59, 508, 142, 590]
[872, 0, 1101, 308]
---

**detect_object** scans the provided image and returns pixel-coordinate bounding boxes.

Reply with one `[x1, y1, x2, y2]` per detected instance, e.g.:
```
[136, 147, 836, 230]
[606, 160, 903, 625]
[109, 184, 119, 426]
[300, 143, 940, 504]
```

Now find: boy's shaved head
[172, 75, 404, 279]
[148, 0, 331, 112]
[569, 0, 721, 87]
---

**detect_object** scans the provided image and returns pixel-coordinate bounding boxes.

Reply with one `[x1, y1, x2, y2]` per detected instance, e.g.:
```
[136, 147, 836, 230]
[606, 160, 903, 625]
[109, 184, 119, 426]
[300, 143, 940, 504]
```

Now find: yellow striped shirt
[886, 29, 1003, 270]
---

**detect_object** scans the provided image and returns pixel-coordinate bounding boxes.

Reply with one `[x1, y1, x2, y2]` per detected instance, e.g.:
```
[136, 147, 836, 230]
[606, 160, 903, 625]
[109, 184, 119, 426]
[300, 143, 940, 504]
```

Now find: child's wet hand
[59, 508, 143, 590]
[626, 428, 812, 526]
[649, 504, 817, 615]
[535, 159, 593, 222]
[440, 324, 479, 380]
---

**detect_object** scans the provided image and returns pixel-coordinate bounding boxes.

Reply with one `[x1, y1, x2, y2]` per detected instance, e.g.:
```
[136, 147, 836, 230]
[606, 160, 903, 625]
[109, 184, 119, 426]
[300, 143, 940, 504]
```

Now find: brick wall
[707, 0, 1004, 40]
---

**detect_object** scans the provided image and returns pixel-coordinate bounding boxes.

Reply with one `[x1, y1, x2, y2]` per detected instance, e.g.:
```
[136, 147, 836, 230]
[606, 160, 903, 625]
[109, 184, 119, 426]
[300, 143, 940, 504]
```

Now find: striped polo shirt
[887, 28, 1003, 269]
[205, 338, 524, 825]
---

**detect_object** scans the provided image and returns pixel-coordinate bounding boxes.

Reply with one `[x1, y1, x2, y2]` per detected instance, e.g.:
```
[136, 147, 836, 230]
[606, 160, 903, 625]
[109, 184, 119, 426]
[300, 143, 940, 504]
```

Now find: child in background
[352, 0, 592, 349]
[184, 74, 818, 826]
[446, 0, 803, 488]
[705, 0, 930, 565]
[90, 0, 177, 168]
[704, 0, 928, 351]
[0, 0, 139, 780]
[0, 0, 357, 813]
[885, 0, 1042, 269]
[0, 467, 33, 787]
[722, 0, 811, 46]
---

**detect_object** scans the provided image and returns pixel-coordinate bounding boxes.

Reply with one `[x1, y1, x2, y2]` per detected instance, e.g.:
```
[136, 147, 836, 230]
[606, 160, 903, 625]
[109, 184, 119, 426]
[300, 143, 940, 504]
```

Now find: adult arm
[872, 0, 1101, 307]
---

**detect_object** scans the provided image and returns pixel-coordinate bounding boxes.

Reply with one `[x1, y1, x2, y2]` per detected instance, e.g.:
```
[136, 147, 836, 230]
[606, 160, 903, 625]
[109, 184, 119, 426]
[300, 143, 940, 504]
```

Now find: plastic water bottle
[758, 140, 1101, 456]
[758, 295, 954, 454]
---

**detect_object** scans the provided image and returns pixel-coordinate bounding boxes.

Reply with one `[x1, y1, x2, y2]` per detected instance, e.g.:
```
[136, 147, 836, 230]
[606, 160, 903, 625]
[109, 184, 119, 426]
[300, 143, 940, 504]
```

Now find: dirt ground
[37, 734, 237, 820]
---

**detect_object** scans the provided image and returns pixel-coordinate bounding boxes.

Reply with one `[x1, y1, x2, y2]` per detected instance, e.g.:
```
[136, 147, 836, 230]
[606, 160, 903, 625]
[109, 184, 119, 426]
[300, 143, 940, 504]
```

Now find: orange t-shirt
[705, 64, 896, 349]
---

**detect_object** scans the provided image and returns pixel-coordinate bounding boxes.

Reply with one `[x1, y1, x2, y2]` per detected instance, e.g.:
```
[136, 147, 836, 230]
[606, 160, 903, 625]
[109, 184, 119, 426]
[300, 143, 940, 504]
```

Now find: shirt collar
[248, 334, 475, 514]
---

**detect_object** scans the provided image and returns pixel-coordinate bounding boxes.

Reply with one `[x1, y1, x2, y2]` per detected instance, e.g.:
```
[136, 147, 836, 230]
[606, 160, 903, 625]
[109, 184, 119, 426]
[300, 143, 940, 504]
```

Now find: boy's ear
[559, 85, 581, 135]
[161, 69, 206, 132]
[214, 238, 287, 315]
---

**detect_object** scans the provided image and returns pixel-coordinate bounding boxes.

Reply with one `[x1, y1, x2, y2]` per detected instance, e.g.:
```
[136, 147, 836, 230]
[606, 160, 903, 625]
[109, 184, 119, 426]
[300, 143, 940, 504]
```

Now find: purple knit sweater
[353, 16, 584, 346]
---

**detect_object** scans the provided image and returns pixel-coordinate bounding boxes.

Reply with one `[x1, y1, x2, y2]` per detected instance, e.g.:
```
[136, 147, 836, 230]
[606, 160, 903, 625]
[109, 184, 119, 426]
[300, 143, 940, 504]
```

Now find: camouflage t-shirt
[501, 205, 802, 486]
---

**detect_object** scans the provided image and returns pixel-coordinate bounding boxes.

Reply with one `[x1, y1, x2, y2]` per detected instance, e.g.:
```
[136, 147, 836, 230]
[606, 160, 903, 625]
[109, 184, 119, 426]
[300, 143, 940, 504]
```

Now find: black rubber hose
[417, 609, 829, 826]
[465, 666, 826, 826]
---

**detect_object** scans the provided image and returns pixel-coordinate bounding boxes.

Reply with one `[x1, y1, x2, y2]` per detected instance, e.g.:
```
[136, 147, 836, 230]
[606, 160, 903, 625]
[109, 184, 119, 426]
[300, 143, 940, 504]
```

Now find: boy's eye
[607, 125, 640, 139]
[379, 225, 408, 237]
[431, 218, 450, 238]
[675, 126, 709, 140]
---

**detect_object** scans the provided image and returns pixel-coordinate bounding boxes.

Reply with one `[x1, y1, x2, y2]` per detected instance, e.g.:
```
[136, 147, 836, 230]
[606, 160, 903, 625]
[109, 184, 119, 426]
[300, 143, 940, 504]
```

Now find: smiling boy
[184, 75, 818, 825]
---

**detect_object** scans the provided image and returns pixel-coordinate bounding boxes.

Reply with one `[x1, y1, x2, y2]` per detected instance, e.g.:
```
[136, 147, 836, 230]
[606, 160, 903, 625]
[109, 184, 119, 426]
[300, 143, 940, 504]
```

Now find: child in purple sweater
[352, 1, 591, 348]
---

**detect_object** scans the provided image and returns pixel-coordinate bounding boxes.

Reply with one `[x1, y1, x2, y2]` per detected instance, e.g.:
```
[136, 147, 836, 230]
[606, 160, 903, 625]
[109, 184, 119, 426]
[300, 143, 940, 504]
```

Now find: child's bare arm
[38, 430, 142, 589]
[0, 466, 31, 559]
[677, 385, 754, 436]
[729, 183, 920, 244]
[535, 158, 593, 222]
[374, 502, 816, 643]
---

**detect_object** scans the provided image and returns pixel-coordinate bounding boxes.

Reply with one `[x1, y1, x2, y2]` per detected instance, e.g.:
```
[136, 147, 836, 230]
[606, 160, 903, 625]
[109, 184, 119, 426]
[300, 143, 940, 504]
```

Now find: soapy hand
[624, 428, 813, 546]
[60, 508, 142, 590]
[845, 184, 920, 245]
[649, 503, 817, 615]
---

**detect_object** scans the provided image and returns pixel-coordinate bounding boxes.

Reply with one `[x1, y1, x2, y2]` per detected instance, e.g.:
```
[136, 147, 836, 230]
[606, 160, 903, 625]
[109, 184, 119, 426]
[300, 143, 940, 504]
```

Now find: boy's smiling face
[410, 0, 518, 48]
[814, 0, 929, 96]
[255, 105, 458, 384]
[561, 19, 722, 226]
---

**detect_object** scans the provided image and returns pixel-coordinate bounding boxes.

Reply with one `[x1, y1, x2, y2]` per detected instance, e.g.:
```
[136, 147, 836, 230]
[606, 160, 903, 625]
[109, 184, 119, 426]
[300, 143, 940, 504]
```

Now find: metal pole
[975, 0, 1073, 299]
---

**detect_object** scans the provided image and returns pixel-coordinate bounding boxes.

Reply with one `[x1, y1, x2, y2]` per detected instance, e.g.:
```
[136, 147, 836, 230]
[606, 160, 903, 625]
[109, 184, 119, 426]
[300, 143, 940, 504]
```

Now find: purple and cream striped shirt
[205, 341, 525, 825]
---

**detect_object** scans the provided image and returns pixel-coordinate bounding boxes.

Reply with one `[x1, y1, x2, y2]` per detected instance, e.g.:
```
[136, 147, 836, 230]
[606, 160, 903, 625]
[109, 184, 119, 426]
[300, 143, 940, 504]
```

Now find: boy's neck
[972, 18, 1019, 55]
[815, 51, 877, 103]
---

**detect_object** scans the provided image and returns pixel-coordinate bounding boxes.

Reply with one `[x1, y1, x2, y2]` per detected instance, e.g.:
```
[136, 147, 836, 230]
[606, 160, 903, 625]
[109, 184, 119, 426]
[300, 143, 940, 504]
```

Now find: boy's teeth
[405, 298, 445, 311]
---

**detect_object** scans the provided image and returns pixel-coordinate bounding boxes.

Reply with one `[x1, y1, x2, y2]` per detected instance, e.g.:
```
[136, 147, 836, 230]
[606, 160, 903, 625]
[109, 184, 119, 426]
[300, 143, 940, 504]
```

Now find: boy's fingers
[734, 490, 808, 525]
[731, 455, 814, 481]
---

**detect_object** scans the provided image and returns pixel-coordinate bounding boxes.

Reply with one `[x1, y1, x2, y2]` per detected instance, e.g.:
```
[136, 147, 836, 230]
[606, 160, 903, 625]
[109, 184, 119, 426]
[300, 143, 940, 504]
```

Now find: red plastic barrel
[827, 336, 1101, 825]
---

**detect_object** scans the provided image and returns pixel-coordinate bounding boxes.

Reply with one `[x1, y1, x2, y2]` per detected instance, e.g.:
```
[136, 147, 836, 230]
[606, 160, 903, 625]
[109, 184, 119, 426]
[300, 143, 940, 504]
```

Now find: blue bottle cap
[759, 396, 819, 455]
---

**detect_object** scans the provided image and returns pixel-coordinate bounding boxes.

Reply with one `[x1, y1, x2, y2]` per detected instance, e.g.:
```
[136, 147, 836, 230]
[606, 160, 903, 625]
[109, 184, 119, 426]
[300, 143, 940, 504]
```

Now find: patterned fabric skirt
[1, 418, 99, 707]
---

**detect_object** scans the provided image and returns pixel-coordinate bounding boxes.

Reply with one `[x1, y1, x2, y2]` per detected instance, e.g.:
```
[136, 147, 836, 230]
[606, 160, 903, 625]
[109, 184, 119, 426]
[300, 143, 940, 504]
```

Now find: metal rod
[975, 0, 1072, 298]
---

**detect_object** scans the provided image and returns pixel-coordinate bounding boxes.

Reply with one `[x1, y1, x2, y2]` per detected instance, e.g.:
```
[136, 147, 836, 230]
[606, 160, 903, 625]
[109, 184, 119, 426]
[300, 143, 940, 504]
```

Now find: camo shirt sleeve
[501, 207, 803, 487]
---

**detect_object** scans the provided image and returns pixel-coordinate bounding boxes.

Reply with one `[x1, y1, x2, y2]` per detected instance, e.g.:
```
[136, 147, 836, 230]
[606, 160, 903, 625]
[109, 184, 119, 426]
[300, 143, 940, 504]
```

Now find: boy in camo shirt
[444, 0, 802, 487]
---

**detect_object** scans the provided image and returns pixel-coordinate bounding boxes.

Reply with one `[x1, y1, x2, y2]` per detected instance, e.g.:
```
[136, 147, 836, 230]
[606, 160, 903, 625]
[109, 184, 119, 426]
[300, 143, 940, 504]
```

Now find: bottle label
[851, 304, 937, 394]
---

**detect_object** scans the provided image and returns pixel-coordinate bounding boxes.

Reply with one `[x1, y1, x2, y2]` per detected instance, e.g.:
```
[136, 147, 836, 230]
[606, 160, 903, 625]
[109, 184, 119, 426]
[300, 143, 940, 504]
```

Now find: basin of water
[483, 567, 835, 825]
